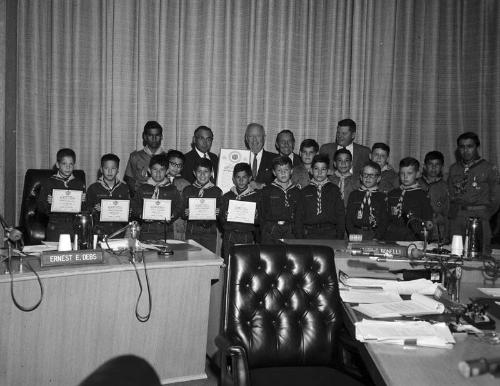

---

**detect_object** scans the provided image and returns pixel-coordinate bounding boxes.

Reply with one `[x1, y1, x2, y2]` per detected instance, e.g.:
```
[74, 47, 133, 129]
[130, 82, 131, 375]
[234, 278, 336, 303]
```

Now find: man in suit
[319, 118, 370, 176]
[182, 126, 219, 184]
[275, 130, 302, 167]
[245, 123, 278, 189]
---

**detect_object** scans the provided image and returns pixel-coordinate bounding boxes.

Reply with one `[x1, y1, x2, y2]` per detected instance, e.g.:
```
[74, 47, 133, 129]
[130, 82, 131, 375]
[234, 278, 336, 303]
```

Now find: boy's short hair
[272, 156, 293, 170]
[371, 142, 390, 155]
[311, 154, 329, 168]
[149, 154, 168, 169]
[361, 160, 381, 175]
[166, 149, 185, 163]
[337, 118, 356, 132]
[299, 139, 319, 152]
[100, 153, 120, 167]
[457, 132, 480, 146]
[233, 162, 252, 177]
[143, 120, 163, 135]
[424, 151, 444, 165]
[399, 157, 420, 171]
[333, 148, 352, 161]
[57, 148, 76, 163]
[194, 157, 213, 172]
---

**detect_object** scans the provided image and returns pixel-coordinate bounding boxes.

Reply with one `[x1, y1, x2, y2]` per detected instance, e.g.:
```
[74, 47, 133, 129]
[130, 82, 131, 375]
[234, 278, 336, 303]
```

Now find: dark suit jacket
[254, 150, 279, 185]
[319, 142, 370, 176]
[291, 153, 302, 167]
[182, 149, 219, 184]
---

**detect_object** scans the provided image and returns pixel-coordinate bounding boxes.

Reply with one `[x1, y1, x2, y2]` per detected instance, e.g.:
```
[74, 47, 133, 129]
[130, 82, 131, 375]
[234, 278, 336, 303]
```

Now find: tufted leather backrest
[223, 244, 342, 369]
[19, 169, 86, 244]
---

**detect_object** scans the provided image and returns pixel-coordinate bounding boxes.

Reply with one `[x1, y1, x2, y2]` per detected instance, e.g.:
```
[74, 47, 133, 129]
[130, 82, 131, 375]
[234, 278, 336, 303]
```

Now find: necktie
[252, 153, 258, 178]
[203, 153, 208, 159]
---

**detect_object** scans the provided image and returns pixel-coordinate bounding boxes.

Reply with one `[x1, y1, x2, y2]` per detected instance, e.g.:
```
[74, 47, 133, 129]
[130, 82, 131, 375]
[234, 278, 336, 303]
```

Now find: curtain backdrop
[9, 0, 500, 219]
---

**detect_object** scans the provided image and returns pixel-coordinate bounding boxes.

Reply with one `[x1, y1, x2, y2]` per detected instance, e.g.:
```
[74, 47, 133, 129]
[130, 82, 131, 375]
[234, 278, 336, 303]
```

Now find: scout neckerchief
[454, 157, 484, 195]
[271, 180, 296, 208]
[143, 146, 165, 156]
[393, 183, 420, 218]
[309, 179, 330, 215]
[358, 185, 379, 228]
[54, 171, 75, 188]
[193, 181, 215, 197]
[98, 177, 122, 197]
[147, 177, 170, 199]
[334, 170, 352, 200]
[230, 186, 255, 200]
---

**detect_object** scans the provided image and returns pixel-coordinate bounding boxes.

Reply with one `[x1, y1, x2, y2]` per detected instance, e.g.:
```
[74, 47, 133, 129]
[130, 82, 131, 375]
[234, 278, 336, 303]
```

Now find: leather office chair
[78, 355, 161, 386]
[19, 169, 86, 245]
[216, 244, 364, 386]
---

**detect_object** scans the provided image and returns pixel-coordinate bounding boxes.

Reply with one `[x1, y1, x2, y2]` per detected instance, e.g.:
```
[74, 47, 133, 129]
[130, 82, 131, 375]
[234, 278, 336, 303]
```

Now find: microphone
[458, 357, 500, 378]
[0, 213, 23, 243]
[128, 221, 141, 263]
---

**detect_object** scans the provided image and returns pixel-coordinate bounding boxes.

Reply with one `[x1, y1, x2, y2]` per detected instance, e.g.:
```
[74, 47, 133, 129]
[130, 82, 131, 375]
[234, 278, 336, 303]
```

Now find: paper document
[478, 288, 500, 297]
[355, 320, 454, 349]
[339, 289, 402, 304]
[339, 271, 438, 295]
[353, 293, 445, 318]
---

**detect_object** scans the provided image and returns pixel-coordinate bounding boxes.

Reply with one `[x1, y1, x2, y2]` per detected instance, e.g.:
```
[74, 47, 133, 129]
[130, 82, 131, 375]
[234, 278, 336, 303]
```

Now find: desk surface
[284, 239, 500, 386]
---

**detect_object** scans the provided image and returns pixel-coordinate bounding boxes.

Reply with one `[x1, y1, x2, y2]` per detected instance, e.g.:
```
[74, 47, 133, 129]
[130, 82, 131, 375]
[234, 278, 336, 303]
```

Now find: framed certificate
[188, 197, 216, 220]
[51, 189, 83, 213]
[100, 199, 130, 222]
[227, 200, 256, 224]
[216, 149, 251, 193]
[142, 198, 172, 221]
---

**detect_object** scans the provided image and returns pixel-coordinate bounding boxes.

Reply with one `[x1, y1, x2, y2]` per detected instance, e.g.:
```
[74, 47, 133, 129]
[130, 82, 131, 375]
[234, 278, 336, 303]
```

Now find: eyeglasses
[196, 136, 213, 142]
[169, 161, 183, 168]
[362, 173, 380, 179]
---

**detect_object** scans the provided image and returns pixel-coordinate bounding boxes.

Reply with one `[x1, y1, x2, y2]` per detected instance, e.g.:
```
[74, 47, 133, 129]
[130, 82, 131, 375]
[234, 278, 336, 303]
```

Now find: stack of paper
[352, 293, 445, 318]
[339, 288, 402, 304]
[355, 319, 455, 349]
[478, 288, 500, 297]
[339, 272, 439, 296]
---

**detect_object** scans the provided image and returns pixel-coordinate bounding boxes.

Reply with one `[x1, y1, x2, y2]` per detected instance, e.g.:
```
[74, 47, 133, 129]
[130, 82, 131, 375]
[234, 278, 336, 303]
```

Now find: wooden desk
[0, 241, 223, 386]
[283, 239, 500, 386]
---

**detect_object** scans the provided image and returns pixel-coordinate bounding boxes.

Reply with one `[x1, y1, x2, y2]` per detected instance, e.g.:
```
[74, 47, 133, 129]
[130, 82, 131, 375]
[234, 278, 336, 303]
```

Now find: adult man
[275, 130, 301, 167]
[448, 132, 500, 254]
[124, 121, 166, 196]
[182, 126, 219, 184]
[245, 123, 278, 189]
[319, 118, 370, 176]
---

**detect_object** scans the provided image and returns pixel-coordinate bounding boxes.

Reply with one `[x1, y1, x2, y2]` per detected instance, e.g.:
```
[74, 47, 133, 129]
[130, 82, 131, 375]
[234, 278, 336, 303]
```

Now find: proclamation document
[100, 199, 130, 222]
[142, 199, 172, 221]
[217, 149, 251, 193]
[188, 197, 217, 220]
[51, 189, 83, 213]
[227, 200, 256, 224]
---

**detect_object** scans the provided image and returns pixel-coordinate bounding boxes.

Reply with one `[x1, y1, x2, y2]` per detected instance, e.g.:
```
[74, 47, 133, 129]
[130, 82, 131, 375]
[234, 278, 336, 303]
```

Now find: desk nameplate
[41, 250, 104, 267]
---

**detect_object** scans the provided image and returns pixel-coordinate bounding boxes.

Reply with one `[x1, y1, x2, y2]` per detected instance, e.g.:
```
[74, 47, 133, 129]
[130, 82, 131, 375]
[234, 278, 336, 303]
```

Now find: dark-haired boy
[166, 150, 190, 240]
[124, 121, 165, 196]
[370, 142, 399, 193]
[220, 163, 260, 260]
[329, 148, 359, 207]
[132, 154, 183, 241]
[37, 148, 86, 241]
[86, 154, 131, 237]
[418, 151, 450, 243]
[448, 132, 500, 254]
[385, 157, 433, 241]
[260, 156, 300, 243]
[182, 158, 222, 252]
[292, 139, 318, 189]
[346, 161, 388, 240]
[295, 155, 345, 239]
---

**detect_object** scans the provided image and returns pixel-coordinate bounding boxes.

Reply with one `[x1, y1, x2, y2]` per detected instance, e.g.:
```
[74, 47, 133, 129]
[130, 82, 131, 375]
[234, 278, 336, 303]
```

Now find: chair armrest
[215, 334, 250, 386]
